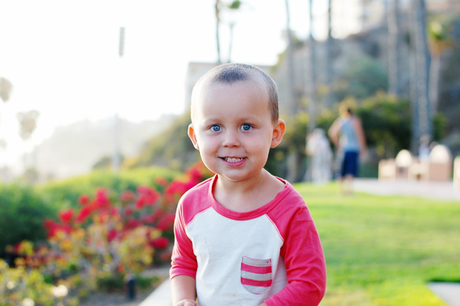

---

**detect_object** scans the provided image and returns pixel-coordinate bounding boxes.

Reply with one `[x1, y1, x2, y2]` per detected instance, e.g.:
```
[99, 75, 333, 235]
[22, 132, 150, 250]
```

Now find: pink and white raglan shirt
[170, 176, 326, 306]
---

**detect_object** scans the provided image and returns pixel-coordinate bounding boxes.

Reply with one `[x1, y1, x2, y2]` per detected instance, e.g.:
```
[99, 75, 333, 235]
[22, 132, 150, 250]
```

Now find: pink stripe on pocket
[241, 278, 273, 287]
[241, 263, 272, 274]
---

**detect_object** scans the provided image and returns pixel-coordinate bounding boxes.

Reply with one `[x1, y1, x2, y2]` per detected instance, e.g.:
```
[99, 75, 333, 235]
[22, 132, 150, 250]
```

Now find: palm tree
[0, 78, 13, 171]
[284, 0, 296, 116]
[16, 110, 40, 171]
[215, 0, 242, 64]
[428, 20, 451, 115]
[306, 0, 316, 134]
[387, 0, 402, 97]
[215, 0, 222, 64]
[409, 0, 432, 151]
[324, 0, 334, 108]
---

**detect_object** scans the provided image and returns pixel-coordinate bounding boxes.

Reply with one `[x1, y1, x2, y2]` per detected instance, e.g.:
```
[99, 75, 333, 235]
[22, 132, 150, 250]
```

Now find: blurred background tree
[16, 110, 40, 181]
[0, 77, 13, 179]
[0, 77, 13, 103]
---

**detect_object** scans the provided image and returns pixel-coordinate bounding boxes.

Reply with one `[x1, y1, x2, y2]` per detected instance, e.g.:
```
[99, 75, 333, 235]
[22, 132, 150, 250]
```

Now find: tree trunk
[387, 0, 401, 97]
[285, 0, 297, 116]
[228, 23, 235, 63]
[215, 0, 222, 64]
[429, 53, 441, 115]
[306, 0, 316, 134]
[324, 0, 334, 108]
[410, 0, 432, 150]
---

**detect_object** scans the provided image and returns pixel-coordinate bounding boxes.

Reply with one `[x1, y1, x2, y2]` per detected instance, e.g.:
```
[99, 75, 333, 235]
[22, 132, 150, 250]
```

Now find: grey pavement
[139, 278, 172, 306]
[354, 178, 460, 201]
[429, 283, 460, 306]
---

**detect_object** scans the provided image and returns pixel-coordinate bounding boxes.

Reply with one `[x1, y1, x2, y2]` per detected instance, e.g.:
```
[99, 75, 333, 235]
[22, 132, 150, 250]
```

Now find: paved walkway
[140, 179, 460, 306]
[354, 178, 460, 201]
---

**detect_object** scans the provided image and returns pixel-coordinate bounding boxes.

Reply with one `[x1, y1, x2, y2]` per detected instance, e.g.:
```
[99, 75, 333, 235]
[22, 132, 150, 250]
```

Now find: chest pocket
[240, 256, 273, 295]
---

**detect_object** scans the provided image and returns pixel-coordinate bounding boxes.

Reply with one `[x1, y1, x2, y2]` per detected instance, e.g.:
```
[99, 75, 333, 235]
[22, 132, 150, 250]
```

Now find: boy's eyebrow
[200, 115, 262, 125]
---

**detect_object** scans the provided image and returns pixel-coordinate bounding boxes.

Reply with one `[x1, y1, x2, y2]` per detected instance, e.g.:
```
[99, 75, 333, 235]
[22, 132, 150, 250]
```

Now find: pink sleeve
[265, 205, 326, 306]
[169, 200, 197, 280]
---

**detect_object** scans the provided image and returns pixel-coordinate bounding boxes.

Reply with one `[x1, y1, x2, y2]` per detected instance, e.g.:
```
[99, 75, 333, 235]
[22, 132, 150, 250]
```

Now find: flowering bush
[5, 162, 212, 304]
[0, 259, 78, 306]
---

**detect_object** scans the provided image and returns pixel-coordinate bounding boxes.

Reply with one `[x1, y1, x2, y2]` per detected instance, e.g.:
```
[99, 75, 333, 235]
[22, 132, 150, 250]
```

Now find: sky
[0, 0, 330, 169]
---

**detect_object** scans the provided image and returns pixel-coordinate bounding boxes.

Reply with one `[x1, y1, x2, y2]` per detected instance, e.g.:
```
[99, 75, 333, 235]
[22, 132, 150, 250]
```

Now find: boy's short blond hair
[191, 63, 279, 124]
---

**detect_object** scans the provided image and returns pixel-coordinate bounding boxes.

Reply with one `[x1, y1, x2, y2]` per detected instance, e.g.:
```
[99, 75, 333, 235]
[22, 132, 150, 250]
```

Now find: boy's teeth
[225, 157, 243, 162]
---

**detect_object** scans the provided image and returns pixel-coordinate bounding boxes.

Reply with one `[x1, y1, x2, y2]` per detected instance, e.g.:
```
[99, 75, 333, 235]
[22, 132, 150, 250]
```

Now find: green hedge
[0, 184, 55, 257]
[38, 166, 182, 210]
[0, 166, 182, 257]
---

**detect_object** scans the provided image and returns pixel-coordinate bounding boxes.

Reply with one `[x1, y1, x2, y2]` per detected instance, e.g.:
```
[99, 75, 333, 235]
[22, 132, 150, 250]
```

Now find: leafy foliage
[357, 94, 447, 157]
[0, 184, 54, 258]
[39, 166, 181, 211]
[334, 55, 389, 101]
[357, 94, 412, 158]
[3, 162, 213, 305]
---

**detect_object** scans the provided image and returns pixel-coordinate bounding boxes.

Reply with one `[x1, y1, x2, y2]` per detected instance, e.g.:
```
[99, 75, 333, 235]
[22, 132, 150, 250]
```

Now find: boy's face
[188, 80, 285, 184]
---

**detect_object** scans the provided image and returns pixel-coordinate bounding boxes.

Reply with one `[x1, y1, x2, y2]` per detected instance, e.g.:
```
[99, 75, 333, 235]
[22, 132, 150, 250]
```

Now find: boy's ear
[271, 119, 286, 148]
[188, 124, 200, 150]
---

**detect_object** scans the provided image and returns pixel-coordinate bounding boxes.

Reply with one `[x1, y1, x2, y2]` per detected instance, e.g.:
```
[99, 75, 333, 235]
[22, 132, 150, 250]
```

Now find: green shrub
[38, 166, 182, 210]
[0, 184, 55, 257]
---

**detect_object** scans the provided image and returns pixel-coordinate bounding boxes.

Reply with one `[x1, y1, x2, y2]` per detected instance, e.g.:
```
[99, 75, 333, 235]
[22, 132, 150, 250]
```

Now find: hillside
[33, 114, 177, 180]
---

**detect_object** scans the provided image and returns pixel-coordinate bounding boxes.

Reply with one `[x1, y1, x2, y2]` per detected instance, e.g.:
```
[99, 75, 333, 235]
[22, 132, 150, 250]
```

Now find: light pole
[112, 27, 124, 172]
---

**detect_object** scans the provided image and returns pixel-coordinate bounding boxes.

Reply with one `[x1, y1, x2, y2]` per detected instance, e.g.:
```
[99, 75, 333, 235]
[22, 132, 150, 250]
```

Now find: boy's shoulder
[176, 177, 214, 226]
[276, 178, 306, 205]
[269, 178, 313, 218]
[181, 176, 213, 201]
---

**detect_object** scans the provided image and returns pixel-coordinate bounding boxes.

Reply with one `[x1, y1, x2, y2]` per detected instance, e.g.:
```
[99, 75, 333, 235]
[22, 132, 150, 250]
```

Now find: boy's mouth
[220, 157, 245, 163]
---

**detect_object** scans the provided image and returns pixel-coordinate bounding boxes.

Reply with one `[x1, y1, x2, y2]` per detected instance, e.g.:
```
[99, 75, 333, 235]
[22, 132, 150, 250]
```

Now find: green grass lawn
[294, 182, 460, 306]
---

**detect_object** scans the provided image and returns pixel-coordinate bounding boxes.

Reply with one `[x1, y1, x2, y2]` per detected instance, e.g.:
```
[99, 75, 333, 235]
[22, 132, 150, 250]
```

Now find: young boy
[170, 63, 326, 306]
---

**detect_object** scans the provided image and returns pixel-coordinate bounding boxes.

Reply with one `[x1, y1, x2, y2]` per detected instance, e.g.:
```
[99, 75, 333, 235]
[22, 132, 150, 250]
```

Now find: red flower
[124, 206, 133, 217]
[151, 237, 169, 250]
[185, 167, 202, 181]
[160, 250, 173, 262]
[95, 188, 111, 208]
[154, 176, 168, 186]
[150, 208, 165, 223]
[61, 225, 72, 234]
[117, 264, 125, 273]
[135, 197, 145, 210]
[137, 186, 160, 206]
[78, 194, 90, 205]
[165, 181, 186, 196]
[76, 205, 92, 224]
[126, 219, 142, 229]
[109, 207, 119, 216]
[157, 213, 175, 231]
[120, 190, 136, 203]
[59, 209, 74, 224]
[43, 219, 60, 238]
[140, 215, 154, 224]
[107, 229, 118, 242]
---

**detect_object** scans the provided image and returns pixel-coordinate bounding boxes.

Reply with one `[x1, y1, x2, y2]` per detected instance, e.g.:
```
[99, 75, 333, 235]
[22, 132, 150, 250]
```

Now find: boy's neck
[213, 169, 285, 213]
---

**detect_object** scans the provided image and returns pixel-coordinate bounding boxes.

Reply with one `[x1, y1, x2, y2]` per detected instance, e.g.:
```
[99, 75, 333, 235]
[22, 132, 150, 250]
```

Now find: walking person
[328, 105, 367, 195]
[306, 128, 332, 184]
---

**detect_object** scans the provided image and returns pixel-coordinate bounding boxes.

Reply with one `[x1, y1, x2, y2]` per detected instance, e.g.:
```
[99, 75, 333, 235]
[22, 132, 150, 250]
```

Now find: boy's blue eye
[241, 124, 251, 131]
[211, 125, 221, 132]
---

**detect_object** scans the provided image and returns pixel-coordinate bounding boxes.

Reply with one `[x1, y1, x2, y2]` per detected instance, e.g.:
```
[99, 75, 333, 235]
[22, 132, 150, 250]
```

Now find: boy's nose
[222, 130, 241, 147]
